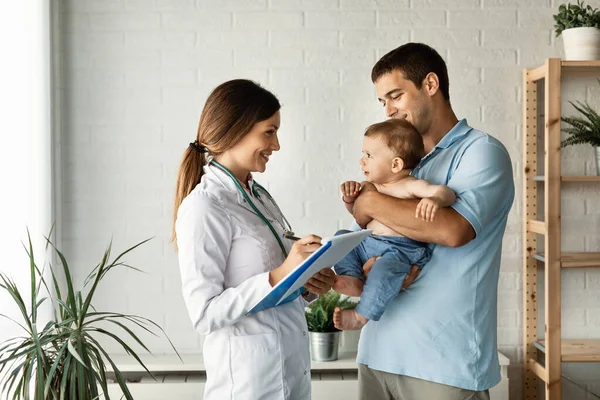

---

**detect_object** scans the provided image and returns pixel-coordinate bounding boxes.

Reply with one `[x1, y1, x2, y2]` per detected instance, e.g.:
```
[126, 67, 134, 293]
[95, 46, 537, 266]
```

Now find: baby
[333, 119, 456, 331]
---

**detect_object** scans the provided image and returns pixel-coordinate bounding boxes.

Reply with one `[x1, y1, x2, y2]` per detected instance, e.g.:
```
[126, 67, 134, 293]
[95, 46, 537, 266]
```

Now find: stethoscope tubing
[210, 160, 290, 257]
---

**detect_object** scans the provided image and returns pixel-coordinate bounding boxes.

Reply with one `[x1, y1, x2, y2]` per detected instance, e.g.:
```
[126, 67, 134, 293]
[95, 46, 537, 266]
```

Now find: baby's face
[359, 135, 398, 183]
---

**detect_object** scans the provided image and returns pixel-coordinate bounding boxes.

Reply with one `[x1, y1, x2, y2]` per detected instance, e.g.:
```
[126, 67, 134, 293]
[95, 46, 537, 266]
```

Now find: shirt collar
[432, 119, 472, 150]
[203, 163, 258, 203]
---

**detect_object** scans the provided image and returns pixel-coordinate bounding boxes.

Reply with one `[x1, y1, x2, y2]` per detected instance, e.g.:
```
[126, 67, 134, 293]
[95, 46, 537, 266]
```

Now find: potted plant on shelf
[0, 231, 179, 400]
[553, 0, 600, 60]
[560, 81, 600, 175]
[305, 289, 357, 362]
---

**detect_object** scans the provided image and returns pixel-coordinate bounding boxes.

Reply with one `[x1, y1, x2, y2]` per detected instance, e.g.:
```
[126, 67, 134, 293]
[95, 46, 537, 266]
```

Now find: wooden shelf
[533, 252, 600, 268]
[562, 176, 600, 182]
[523, 58, 600, 399]
[535, 339, 600, 362]
[561, 60, 600, 70]
[527, 60, 600, 81]
[527, 219, 546, 235]
[533, 175, 600, 182]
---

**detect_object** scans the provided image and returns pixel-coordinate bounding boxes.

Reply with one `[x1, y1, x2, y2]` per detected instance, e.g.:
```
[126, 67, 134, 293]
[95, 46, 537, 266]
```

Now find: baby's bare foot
[333, 307, 368, 331]
[333, 275, 364, 297]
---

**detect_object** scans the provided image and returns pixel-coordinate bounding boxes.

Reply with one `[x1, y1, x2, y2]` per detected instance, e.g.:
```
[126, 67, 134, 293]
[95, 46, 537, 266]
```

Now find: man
[352, 42, 514, 399]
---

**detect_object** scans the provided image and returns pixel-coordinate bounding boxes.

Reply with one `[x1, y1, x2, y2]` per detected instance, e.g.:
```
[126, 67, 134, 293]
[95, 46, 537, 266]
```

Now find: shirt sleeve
[176, 192, 273, 335]
[447, 138, 514, 237]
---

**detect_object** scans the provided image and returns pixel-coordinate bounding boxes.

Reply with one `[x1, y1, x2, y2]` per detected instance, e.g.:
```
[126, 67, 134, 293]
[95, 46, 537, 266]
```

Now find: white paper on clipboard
[246, 229, 372, 315]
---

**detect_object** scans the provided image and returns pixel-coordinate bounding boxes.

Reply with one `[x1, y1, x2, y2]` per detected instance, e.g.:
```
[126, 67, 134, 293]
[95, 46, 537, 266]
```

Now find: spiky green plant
[561, 81, 600, 148]
[0, 230, 180, 400]
[305, 290, 357, 333]
[553, 0, 600, 37]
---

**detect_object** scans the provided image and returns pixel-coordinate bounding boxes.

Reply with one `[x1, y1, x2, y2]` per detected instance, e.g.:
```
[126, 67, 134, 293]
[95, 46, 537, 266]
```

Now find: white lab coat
[176, 164, 311, 400]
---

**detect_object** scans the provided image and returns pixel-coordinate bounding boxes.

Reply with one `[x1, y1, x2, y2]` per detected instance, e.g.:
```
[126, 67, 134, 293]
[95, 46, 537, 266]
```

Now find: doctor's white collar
[203, 163, 258, 199]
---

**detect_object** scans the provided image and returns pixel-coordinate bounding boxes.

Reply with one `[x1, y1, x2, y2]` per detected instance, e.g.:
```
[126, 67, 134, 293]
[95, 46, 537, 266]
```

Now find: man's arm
[354, 137, 515, 248]
[353, 187, 474, 247]
[344, 201, 354, 214]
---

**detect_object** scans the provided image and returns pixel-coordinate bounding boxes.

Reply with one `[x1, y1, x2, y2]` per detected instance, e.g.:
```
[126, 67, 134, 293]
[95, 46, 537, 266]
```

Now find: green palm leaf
[0, 231, 180, 400]
[561, 85, 600, 148]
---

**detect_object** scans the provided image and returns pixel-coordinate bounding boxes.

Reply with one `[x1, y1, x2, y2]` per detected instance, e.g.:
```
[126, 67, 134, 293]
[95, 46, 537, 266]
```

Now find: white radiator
[106, 352, 510, 400]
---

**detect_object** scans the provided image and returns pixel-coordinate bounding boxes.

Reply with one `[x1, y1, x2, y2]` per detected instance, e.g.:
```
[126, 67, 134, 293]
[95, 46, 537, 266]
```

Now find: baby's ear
[391, 157, 405, 173]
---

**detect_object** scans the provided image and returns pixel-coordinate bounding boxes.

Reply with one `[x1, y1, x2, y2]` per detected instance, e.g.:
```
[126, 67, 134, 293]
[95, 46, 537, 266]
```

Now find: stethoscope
[210, 159, 294, 257]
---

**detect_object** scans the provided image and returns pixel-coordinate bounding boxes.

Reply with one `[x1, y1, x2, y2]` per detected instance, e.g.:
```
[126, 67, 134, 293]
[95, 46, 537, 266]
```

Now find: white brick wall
[56, 1, 600, 399]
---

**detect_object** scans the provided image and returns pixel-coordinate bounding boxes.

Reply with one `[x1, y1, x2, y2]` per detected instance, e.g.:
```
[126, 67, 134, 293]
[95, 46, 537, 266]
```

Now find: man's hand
[305, 268, 335, 295]
[352, 182, 378, 228]
[363, 257, 421, 290]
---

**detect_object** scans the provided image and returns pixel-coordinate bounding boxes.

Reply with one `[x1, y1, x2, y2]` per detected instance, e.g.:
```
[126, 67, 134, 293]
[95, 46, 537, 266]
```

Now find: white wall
[55, 1, 600, 399]
[0, 2, 53, 399]
[0, 0, 53, 345]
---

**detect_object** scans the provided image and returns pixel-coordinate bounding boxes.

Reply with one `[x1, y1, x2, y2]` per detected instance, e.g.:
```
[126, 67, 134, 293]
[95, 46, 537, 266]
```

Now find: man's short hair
[371, 42, 450, 102]
[364, 119, 424, 169]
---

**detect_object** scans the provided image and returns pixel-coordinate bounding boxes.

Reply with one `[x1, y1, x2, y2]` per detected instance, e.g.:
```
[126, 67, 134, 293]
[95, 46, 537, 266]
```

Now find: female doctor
[172, 79, 335, 400]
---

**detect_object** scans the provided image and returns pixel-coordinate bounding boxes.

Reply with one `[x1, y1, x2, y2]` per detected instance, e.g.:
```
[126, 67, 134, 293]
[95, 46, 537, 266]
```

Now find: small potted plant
[305, 290, 357, 362]
[560, 80, 600, 175]
[553, 0, 600, 60]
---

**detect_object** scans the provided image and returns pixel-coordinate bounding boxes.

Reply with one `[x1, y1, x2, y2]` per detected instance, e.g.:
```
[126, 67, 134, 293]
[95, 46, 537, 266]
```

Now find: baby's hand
[340, 181, 361, 203]
[416, 197, 440, 222]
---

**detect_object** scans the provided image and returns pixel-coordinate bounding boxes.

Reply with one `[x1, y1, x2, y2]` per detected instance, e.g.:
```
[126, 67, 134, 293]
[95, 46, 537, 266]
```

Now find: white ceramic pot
[561, 27, 600, 60]
[595, 146, 600, 176]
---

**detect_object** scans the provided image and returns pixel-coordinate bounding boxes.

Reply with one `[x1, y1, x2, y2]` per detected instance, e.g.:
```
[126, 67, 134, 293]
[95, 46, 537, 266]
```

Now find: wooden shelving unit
[535, 339, 600, 363]
[534, 175, 600, 182]
[533, 252, 600, 268]
[522, 58, 600, 400]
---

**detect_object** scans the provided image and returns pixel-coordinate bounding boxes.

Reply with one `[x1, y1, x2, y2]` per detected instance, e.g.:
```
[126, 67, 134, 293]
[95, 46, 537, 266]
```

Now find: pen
[282, 232, 302, 241]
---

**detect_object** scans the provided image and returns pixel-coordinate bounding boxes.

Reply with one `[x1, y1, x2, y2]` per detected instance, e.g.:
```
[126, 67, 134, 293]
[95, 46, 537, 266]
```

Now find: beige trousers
[359, 364, 491, 400]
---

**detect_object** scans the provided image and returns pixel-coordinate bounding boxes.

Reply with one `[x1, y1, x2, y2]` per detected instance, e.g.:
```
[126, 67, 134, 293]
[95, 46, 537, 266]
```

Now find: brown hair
[371, 42, 450, 103]
[364, 119, 424, 169]
[172, 79, 280, 244]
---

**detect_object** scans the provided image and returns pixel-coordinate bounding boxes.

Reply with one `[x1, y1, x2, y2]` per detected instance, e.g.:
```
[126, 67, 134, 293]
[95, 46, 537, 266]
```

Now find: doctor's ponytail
[172, 144, 207, 246]
[171, 79, 280, 248]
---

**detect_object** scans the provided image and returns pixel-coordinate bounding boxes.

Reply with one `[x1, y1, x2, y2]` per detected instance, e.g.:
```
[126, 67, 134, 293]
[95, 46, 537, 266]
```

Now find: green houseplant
[0, 231, 179, 400]
[560, 81, 600, 175]
[305, 290, 357, 362]
[553, 1, 600, 60]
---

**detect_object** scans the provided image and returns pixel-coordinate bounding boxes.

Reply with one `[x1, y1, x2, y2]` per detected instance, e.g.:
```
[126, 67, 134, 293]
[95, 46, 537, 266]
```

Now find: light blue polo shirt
[356, 119, 514, 391]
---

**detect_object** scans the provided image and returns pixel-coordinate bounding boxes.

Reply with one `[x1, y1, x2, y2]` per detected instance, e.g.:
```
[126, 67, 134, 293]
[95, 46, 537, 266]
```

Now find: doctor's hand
[304, 268, 335, 295]
[269, 235, 323, 287]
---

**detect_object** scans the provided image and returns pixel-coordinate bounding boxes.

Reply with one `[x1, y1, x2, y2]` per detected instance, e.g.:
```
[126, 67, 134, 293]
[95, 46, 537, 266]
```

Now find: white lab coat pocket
[230, 332, 283, 399]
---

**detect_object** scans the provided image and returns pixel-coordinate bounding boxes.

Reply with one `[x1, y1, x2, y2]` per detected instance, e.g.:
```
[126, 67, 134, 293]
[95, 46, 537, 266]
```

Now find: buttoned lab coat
[176, 164, 312, 400]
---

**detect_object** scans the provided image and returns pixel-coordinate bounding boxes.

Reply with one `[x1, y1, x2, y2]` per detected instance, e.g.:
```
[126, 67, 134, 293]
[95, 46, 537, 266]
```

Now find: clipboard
[246, 229, 372, 315]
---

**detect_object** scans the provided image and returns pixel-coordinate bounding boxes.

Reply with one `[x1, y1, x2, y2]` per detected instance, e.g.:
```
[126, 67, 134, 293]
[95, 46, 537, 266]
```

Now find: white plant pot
[561, 27, 600, 60]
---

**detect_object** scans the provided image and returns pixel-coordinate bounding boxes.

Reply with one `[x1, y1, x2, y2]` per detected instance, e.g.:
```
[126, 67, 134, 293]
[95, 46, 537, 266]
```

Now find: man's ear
[392, 157, 405, 172]
[423, 72, 440, 97]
